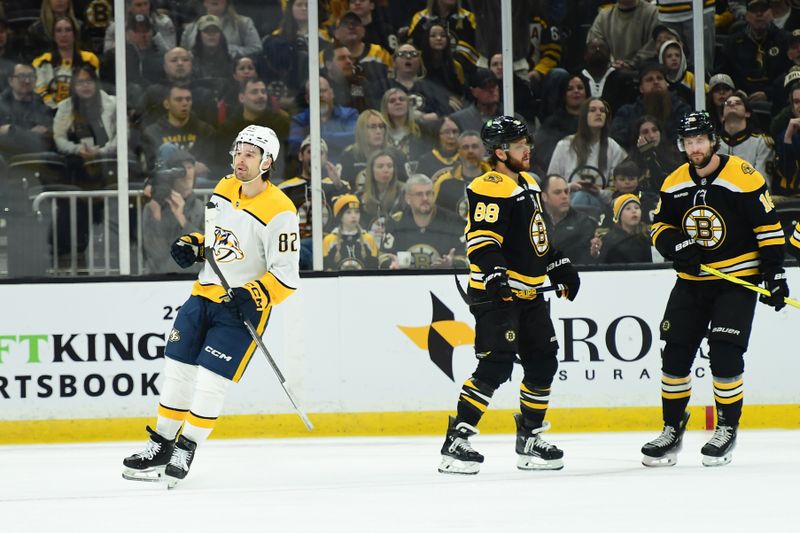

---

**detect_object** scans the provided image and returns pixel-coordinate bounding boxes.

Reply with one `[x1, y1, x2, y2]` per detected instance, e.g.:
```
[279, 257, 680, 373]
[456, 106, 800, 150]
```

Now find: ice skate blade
[702, 453, 732, 467]
[641, 453, 678, 467]
[122, 466, 165, 482]
[517, 456, 564, 471]
[438, 455, 480, 475]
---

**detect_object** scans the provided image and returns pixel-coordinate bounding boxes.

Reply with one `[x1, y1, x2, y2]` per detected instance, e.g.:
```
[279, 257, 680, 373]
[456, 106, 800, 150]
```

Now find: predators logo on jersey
[212, 227, 245, 263]
[682, 205, 726, 250]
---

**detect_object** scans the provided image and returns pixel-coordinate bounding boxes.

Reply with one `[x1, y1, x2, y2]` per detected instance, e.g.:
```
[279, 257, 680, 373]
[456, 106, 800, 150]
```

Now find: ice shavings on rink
[1, 430, 797, 533]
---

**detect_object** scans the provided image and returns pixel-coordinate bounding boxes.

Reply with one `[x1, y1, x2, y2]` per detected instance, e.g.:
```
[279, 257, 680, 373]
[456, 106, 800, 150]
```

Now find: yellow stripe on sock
[662, 391, 692, 400]
[521, 399, 548, 410]
[158, 404, 188, 421]
[714, 392, 744, 404]
[461, 394, 487, 412]
[713, 379, 743, 391]
[186, 412, 217, 429]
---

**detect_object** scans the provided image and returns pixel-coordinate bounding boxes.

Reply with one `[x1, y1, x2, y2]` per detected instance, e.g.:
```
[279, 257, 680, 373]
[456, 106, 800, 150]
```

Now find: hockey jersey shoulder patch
[661, 165, 694, 194]
[715, 156, 765, 193]
[468, 171, 521, 198]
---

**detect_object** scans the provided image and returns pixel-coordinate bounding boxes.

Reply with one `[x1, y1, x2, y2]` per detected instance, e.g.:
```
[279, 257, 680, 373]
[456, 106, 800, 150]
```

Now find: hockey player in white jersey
[123, 125, 300, 487]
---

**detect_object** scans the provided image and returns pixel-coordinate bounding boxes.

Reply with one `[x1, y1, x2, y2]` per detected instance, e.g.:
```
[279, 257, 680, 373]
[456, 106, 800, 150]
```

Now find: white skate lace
[170, 447, 192, 470]
[649, 426, 677, 447]
[522, 421, 556, 453]
[134, 440, 162, 460]
[449, 437, 476, 455]
[707, 426, 734, 448]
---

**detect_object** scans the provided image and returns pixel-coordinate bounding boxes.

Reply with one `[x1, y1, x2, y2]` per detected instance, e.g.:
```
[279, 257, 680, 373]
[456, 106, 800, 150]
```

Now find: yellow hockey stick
[700, 264, 800, 310]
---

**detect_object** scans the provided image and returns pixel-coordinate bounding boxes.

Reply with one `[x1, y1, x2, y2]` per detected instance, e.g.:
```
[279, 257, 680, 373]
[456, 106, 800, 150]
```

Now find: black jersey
[380, 206, 466, 269]
[790, 222, 800, 261]
[465, 170, 562, 299]
[650, 155, 785, 281]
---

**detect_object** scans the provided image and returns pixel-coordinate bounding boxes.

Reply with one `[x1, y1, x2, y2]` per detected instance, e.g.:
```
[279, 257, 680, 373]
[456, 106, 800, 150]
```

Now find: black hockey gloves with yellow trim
[760, 271, 789, 312]
[672, 239, 703, 275]
[547, 255, 580, 301]
[170, 232, 205, 268]
[223, 280, 271, 319]
[484, 266, 514, 304]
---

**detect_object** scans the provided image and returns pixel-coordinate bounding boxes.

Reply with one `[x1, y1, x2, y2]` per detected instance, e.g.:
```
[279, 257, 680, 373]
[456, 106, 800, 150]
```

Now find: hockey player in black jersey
[438, 116, 580, 475]
[643, 111, 789, 468]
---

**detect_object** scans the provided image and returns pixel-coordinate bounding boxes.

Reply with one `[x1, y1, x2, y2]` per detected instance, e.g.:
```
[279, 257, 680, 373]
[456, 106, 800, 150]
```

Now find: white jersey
[193, 175, 300, 305]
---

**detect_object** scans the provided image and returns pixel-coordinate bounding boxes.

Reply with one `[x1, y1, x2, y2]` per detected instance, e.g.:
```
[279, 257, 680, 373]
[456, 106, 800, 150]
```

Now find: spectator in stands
[534, 75, 588, 173]
[540, 173, 600, 265]
[407, 0, 478, 71]
[770, 31, 800, 112]
[100, 13, 164, 95]
[136, 47, 217, 127]
[416, 116, 460, 178]
[385, 43, 455, 120]
[349, 0, 396, 52]
[27, 0, 83, 60]
[611, 62, 691, 151]
[587, 0, 659, 72]
[450, 68, 527, 134]
[213, 78, 290, 180]
[333, 11, 393, 83]
[433, 130, 490, 220]
[141, 145, 204, 274]
[322, 194, 380, 270]
[379, 173, 465, 269]
[548, 97, 627, 207]
[576, 38, 635, 116]
[52, 65, 116, 186]
[718, 0, 791, 99]
[181, 0, 261, 59]
[381, 87, 426, 168]
[142, 84, 215, 177]
[652, 1, 715, 70]
[340, 109, 409, 191]
[418, 22, 465, 107]
[773, 83, 800, 195]
[261, 0, 315, 113]
[288, 75, 359, 158]
[771, 69, 800, 141]
[280, 136, 350, 270]
[0, 17, 22, 87]
[191, 15, 233, 80]
[707, 73, 736, 131]
[609, 158, 658, 224]
[0, 62, 53, 155]
[33, 16, 100, 109]
[323, 42, 370, 111]
[358, 149, 405, 244]
[658, 39, 694, 106]
[103, 0, 177, 54]
[768, 0, 800, 31]
[598, 193, 653, 264]
[487, 52, 537, 123]
[718, 91, 775, 181]
[628, 115, 683, 193]
[219, 55, 258, 118]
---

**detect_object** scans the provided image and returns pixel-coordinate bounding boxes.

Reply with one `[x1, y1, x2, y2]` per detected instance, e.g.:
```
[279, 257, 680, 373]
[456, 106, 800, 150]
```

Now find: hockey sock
[456, 378, 496, 427]
[661, 373, 692, 426]
[519, 381, 550, 429]
[180, 366, 231, 444]
[156, 358, 198, 439]
[713, 374, 743, 427]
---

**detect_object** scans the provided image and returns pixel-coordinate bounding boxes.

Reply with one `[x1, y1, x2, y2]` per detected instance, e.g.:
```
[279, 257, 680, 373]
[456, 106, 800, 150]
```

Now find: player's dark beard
[504, 153, 529, 174]
[642, 90, 671, 126]
[687, 146, 714, 169]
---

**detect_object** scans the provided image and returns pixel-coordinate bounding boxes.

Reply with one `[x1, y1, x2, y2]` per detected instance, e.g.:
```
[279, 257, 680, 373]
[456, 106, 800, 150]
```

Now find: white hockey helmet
[231, 124, 280, 169]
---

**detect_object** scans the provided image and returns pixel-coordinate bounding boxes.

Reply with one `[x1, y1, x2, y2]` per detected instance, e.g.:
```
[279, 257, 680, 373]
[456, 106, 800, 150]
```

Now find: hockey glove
[484, 267, 514, 304]
[222, 280, 270, 319]
[547, 256, 580, 301]
[170, 233, 205, 269]
[760, 271, 789, 312]
[672, 239, 703, 276]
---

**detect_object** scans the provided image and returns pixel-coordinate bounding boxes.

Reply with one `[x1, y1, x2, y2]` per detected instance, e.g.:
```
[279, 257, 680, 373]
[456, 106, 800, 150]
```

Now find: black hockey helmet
[480, 115, 531, 151]
[676, 111, 718, 152]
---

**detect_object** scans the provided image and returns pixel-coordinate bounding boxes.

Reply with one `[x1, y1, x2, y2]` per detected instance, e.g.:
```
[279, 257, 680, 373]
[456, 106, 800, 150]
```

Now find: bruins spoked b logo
[682, 205, 725, 250]
[529, 210, 550, 256]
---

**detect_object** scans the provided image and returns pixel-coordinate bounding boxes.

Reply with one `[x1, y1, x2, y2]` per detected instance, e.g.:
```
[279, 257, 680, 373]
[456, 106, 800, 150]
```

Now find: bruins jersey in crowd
[466, 170, 562, 299]
[379, 206, 466, 269]
[651, 154, 785, 281]
[322, 228, 379, 270]
[193, 176, 300, 305]
[279, 176, 350, 238]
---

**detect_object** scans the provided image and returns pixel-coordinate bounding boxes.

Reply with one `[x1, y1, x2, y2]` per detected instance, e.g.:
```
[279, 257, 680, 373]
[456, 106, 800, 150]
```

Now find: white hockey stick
[204, 201, 314, 431]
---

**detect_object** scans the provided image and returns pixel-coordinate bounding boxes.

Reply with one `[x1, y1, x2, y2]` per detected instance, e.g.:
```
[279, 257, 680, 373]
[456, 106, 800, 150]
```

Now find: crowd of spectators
[3, 0, 800, 274]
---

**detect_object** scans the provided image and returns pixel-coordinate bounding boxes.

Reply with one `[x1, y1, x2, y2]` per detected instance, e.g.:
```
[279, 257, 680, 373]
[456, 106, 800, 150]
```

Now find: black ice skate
[641, 411, 690, 467]
[164, 434, 197, 489]
[514, 414, 564, 470]
[438, 416, 484, 475]
[122, 426, 175, 482]
[701, 425, 737, 467]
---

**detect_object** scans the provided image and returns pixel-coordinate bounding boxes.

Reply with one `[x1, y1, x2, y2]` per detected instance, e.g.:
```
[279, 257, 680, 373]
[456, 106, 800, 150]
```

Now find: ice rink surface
[1, 430, 797, 533]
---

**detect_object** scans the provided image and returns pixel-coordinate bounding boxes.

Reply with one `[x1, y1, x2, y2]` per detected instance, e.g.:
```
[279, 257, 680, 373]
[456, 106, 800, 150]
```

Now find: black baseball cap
[470, 68, 499, 89]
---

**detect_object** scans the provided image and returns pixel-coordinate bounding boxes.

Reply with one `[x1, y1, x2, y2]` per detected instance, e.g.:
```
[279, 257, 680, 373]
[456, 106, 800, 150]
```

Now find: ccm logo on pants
[204, 346, 232, 362]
